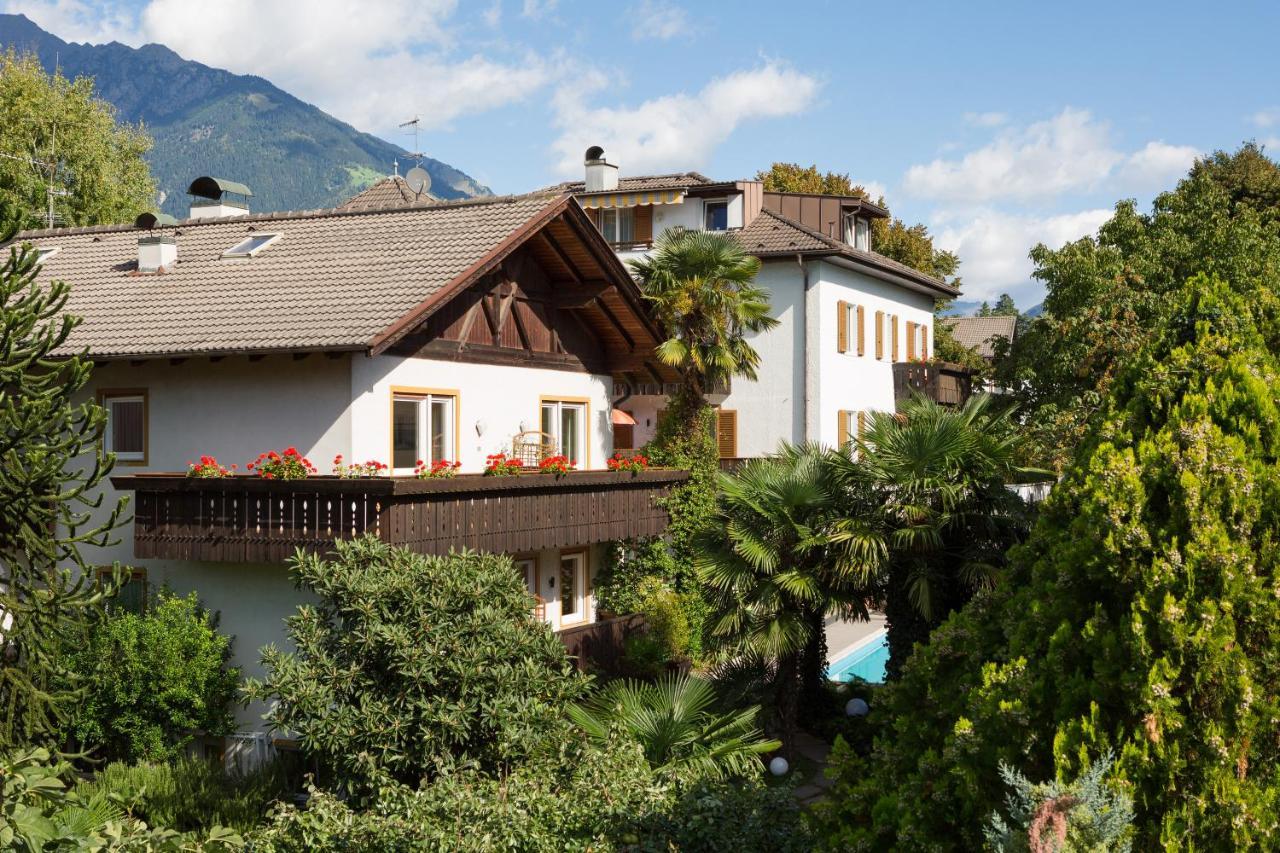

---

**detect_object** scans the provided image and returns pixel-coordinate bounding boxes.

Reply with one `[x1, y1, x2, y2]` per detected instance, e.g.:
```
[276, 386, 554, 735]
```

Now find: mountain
[0, 14, 489, 217]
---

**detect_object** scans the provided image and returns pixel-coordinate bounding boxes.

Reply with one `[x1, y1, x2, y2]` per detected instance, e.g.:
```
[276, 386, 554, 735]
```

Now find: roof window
[34, 246, 61, 265]
[222, 233, 281, 258]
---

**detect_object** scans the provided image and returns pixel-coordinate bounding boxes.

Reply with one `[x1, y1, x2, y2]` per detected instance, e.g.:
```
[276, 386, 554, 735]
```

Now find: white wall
[652, 198, 703, 234]
[350, 355, 614, 471]
[810, 259, 936, 447]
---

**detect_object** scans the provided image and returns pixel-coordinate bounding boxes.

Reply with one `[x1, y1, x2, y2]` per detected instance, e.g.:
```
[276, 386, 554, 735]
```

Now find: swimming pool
[827, 630, 889, 683]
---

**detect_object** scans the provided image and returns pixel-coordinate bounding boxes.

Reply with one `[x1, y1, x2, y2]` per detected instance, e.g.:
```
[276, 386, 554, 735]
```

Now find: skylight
[222, 233, 281, 258]
[34, 246, 60, 264]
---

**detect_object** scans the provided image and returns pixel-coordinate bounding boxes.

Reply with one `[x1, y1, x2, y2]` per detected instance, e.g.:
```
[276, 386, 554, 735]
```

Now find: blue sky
[7, 0, 1280, 305]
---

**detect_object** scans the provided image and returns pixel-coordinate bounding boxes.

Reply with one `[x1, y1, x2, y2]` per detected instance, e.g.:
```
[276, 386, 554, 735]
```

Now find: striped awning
[578, 190, 685, 210]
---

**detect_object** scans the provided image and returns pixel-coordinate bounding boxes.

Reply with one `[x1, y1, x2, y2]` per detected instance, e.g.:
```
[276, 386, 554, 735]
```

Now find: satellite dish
[405, 166, 431, 195]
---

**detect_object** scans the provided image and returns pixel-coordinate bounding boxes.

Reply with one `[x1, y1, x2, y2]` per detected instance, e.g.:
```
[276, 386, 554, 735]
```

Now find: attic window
[222, 233, 281, 258]
[34, 246, 60, 264]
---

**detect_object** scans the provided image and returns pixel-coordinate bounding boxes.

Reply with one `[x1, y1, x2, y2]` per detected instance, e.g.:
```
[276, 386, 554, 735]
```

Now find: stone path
[790, 731, 833, 805]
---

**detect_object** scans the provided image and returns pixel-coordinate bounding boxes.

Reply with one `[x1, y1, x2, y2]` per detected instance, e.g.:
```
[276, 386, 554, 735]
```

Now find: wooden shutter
[837, 301, 849, 353]
[921, 324, 930, 361]
[906, 321, 917, 360]
[837, 410, 849, 447]
[633, 205, 653, 243]
[856, 305, 865, 356]
[891, 315, 899, 362]
[875, 310, 884, 359]
[857, 411, 867, 439]
[716, 409, 738, 458]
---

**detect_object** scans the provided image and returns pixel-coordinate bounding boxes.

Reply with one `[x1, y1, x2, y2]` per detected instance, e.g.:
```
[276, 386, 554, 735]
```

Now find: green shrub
[619, 577, 691, 675]
[1, 747, 243, 851]
[817, 277, 1280, 849]
[985, 752, 1134, 852]
[74, 757, 295, 834]
[242, 538, 587, 798]
[64, 589, 239, 763]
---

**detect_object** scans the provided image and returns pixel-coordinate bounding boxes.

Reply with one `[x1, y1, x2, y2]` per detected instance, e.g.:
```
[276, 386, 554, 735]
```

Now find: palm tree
[629, 228, 778, 410]
[693, 443, 882, 755]
[846, 393, 1047, 676]
[567, 674, 779, 781]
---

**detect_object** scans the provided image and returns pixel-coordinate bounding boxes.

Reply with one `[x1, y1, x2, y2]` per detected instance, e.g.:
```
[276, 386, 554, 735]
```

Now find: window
[98, 567, 147, 615]
[514, 556, 538, 598]
[35, 246, 60, 265]
[716, 409, 738, 459]
[559, 551, 587, 624]
[837, 301, 865, 356]
[222, 233, 281, 258]
[600, 208, 634, 244]
[844, 216, 871, 250]
[391, 391, 456, 473]
[704, 200, 728, 231]
[541, 399, 587, 466]
[101, 391, 147, 463]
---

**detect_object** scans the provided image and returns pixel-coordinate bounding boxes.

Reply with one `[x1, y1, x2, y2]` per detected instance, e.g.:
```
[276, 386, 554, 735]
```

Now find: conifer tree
[820, 275, 1280, 849]
[0, 215, 126, 749]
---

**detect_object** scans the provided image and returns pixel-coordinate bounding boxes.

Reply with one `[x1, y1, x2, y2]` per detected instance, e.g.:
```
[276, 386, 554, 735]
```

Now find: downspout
[798, 254, 819, 443]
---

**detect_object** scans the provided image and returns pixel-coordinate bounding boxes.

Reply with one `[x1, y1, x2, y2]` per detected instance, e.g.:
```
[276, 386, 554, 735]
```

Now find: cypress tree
[0, 217, 127, 749]
[821, 275, 1280, 849]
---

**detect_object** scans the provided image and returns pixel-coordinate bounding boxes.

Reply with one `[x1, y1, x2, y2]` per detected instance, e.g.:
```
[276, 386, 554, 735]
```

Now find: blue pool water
[828, 631, 889, 683]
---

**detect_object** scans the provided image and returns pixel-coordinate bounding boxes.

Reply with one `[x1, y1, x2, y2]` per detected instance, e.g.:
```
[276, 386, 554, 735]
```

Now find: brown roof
[337, 175, 438, 211]
[11, 193, 611, 359]
[540, 172, 717, 193]
[942, 315, 1017, 359]
[734, 210, 960, 298]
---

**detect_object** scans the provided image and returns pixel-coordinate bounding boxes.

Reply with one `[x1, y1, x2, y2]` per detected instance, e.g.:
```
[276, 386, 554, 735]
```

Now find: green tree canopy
[0, 52, 155, 229]
[820, 276, 1280, 849]
[996, 142, 1280, 469]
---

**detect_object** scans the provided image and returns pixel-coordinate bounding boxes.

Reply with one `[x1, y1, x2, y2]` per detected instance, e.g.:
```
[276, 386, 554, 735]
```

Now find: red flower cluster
[247, 446, 316, 480]
[607, 452, 649, 474]
[484, 453, 524, 477]
[539, 454, 575, 477]
[186, 455, 235, 478]
[415, 458, 461, 479]
[332, 454, 389, 478]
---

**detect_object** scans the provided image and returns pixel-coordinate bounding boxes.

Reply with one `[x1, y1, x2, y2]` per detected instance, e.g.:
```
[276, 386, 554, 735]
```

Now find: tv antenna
[399, 115, 425, 163]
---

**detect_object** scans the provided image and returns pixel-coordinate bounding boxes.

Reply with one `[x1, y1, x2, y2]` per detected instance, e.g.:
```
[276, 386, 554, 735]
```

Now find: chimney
[135, 212, 178, 272]
[583, 146, 618, 192]
[187, 176, 253, 219]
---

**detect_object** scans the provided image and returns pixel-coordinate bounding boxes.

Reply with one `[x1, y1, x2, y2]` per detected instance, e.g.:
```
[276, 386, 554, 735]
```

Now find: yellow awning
[578, 190, 685, 209]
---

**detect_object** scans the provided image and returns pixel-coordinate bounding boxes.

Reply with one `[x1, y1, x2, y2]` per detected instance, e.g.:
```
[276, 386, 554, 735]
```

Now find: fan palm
[567, 674, 779, 781]
[693, 443, 883, 753]
[628, 228, 778, 407]
[846, 393, 1048, 675]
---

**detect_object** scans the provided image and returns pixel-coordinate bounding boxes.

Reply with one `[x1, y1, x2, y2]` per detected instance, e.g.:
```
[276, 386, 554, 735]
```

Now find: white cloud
[963, 111, 1007, 128]
[904, 108, 1122, 202]
[933, 207, 1112, 300]
[482, 1, 502, 27]
[631, 1, 690, 41]
[1118, 141, 1200, 191]
[550, 60, 819, 176]
[8, 0, 556, 133]
[521, 0, 557, 18]
[1250, 107, 1280, 128]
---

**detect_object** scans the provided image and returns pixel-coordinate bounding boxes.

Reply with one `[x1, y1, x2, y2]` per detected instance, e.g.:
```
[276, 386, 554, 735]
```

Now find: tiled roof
[337, 175, 438, 211]
[540, 172, 717, 193]
[942, 315, 1018, 358]
[12, 194, 563, 358]
[734, 210, 960, 298]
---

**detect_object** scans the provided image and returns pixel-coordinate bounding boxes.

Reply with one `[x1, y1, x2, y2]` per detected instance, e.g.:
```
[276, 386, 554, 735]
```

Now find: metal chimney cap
[584, 145, 606, 165]
[187, 176, 254, 200]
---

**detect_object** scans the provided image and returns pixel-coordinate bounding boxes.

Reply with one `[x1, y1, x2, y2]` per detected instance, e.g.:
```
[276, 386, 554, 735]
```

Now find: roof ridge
[12, 191, 558, 241]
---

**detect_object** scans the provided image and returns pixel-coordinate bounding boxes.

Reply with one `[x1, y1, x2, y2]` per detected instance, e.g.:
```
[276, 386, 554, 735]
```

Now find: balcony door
[541, 399, 587, 467]
[558, 550, 587, 627]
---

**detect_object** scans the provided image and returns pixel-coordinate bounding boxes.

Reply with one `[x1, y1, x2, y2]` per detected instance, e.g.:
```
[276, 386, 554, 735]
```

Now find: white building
[13, 181, 686, 752]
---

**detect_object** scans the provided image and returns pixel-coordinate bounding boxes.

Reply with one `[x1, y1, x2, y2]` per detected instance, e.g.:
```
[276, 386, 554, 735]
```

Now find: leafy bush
[986, 752, 1134, 853]
[64, 590, 239, 763]
[618, 577, 691, 675]
[817, 277, 1280, 849]
[1, 747, 243, 851]
[74, 757, 295, 834]
[242, 537, 587, 797]
[250, 735, 812, 852]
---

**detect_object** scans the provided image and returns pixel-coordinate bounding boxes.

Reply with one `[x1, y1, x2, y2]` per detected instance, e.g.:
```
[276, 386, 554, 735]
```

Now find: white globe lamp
[769, 756, 789, 776]
[846, 697, 870, 717]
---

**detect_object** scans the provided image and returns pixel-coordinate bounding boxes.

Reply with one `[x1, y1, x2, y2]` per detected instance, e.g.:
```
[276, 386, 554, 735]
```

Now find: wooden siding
[112, 470, 689, 563]
[558, 613, 646, 673]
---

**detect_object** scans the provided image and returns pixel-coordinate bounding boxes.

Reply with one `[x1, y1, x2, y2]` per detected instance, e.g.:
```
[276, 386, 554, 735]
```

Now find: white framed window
[101, 391, 147, 463]
[222, 233, 281, 258]
[704, 200, 729, 231]
[541, 399, 587, 466]
[600, 208, 634, 244]
[559, 551, 587, 624]
[845, 215, 871, 250]
[392, 392, 456, 473]
[514, 556, 538, 598]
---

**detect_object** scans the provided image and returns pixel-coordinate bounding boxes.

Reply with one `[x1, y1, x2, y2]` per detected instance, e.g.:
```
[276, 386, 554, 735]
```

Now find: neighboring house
[11, 179, 687, 751]
[942, 315, 1017, 364]
[550, 147, 962, 457]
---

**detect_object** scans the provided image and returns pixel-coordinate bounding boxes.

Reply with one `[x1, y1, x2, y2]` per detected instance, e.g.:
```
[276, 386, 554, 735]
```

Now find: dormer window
[704, 200, 729, 231]
[222, 233, 281, 258]
[845, 216, 871, 251]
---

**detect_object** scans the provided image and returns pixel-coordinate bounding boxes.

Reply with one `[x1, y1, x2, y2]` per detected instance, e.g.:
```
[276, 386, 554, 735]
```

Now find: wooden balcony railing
[892, 361, 975, 407]
[110, 469, 689, 564]
[558, 613, 646, 673]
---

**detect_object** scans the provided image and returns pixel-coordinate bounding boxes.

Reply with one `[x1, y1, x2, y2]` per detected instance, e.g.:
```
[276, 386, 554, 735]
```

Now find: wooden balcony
[110, 469, 689, 564]
[892, 361, 975, 407]
[558, 613, 646, 672]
